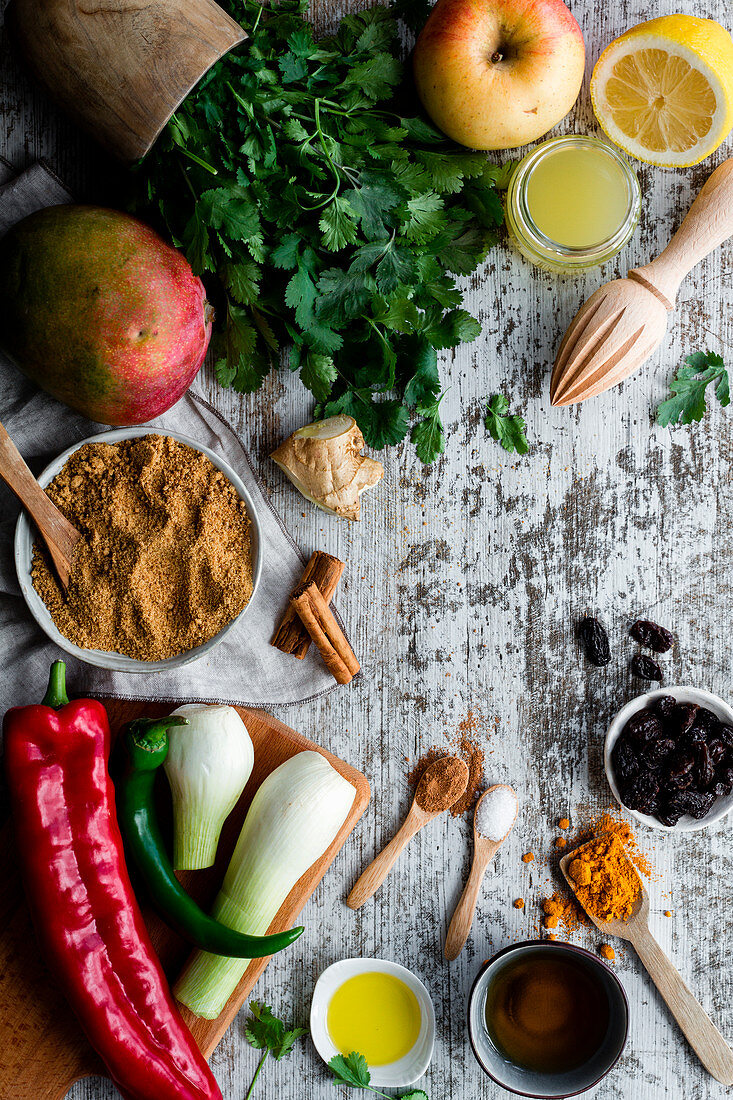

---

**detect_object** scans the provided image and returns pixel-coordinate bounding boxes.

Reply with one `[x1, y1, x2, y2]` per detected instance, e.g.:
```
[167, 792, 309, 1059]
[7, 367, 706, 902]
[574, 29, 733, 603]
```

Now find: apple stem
[490, 50, 503, 63]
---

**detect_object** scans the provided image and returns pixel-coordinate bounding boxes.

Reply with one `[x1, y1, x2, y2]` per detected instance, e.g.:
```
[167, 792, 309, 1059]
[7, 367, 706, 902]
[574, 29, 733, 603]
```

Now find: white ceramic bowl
[309, 958, 435, 1088]
[604, 686, 733, 832]
[14, 426, 263, 673]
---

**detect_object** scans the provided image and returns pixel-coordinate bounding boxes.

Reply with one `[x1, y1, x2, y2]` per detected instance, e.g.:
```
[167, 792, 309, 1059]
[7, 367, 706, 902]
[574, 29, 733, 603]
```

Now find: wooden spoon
[560, 838, 733, 1085]
[346, 756, 469, 910]
[551, 158, 733, 407]
[0, 421, 82, 592]
[444, 784, 518, 960]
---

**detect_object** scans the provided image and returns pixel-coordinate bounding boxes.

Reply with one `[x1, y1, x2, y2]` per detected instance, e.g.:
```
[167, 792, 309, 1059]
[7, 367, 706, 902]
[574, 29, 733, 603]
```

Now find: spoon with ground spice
[346, 756, 469, 911]
[444, 784, 518, 960]
[560, 835, 733, 1085]
[0, 419, 81, 591]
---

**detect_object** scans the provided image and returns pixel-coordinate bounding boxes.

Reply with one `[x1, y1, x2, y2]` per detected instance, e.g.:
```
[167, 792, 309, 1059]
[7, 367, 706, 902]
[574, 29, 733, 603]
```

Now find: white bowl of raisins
[605, 687, 733, 831]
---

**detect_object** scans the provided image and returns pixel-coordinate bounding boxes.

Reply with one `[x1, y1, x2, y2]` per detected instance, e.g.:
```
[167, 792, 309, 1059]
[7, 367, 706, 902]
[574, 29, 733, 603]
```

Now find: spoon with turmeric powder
[560, 835, 733, 1085]
[346, 756, 468, 910]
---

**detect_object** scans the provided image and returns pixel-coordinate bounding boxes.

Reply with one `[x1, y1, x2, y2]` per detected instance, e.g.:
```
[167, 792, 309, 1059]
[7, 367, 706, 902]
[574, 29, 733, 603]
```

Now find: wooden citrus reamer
[560, 838, 733, 1085]
[551, 159, 733, 407]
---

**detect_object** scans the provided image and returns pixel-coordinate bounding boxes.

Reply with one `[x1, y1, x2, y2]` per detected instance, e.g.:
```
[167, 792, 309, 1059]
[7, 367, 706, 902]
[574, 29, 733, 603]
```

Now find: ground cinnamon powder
[408, 710, 487, 817]
[415, 756, 468, 813]
[31, 435, 253, 660]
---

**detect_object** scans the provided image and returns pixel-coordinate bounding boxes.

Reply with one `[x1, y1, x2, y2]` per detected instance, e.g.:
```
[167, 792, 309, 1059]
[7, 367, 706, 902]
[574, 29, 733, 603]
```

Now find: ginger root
[271, 415, 383, 520]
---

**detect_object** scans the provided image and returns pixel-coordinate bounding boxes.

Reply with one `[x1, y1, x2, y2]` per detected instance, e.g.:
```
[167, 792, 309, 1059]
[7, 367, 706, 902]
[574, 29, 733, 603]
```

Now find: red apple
[413, 0, 586, 150]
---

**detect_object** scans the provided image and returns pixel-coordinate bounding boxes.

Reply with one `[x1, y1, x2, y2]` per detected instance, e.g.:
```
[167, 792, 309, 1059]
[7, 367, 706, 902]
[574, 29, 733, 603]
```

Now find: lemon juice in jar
[505, 135, 641, 272]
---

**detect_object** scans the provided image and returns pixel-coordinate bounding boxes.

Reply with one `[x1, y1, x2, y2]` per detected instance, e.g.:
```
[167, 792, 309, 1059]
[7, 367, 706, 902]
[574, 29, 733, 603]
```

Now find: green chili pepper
[116, 717, 304, 959]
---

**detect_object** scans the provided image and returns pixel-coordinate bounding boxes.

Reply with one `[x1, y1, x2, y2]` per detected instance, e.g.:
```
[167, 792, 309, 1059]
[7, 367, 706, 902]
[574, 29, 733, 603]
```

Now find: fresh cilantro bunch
[328, 1051, 428, 1099]
[485, 394, 529, 454]
[657, 351, 729, 427]
[244, 1001, 307, 1099]
[133, 0, 510, 462]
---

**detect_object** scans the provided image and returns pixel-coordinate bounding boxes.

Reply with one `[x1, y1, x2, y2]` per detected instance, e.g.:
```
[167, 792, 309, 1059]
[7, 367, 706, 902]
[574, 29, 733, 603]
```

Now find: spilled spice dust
[542, 895, 584, 933]
[408, 709, 488, 818]
[600, 945, 616, 961]
[32, 435, 253, 660]
[568, 834, 641, 923]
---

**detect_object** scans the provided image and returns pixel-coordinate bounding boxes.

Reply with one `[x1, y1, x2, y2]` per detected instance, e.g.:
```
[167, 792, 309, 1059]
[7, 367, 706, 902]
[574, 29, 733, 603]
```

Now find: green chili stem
[41, 661, 69, 709]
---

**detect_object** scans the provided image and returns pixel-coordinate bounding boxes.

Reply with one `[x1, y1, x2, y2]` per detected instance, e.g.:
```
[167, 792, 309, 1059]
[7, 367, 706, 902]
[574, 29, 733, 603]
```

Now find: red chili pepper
[3, 661, 222, 1100]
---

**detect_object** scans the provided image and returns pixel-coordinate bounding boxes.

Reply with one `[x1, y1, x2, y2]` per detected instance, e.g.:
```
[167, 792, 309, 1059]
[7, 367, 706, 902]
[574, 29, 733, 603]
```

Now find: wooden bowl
[6, 0, 247, 161]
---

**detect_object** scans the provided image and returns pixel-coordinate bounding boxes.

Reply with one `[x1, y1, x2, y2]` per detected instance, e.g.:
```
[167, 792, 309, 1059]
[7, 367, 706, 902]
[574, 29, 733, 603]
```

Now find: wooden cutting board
[0, 699, 370, 1100]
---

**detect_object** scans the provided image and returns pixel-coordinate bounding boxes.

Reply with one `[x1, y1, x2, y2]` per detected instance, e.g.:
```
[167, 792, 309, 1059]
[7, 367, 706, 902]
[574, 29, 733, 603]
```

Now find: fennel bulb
[164, 704, 254, 870]
[174, 750, 356, 1019]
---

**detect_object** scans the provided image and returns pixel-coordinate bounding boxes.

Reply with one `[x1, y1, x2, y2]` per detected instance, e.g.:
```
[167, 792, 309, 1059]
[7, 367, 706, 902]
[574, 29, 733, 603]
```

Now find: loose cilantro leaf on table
[244, 1001, 307, 1099]
[656, 351, 729, 427]
[132, 0, 509, 461]
[485, 394, 529, 454]
[328, 1051, 428, 1100]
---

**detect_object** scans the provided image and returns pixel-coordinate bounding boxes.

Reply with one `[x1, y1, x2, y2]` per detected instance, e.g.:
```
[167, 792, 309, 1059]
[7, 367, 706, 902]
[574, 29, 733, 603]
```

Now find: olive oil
[484, 950, 610, 1074]
[327, 972, 421, 1066]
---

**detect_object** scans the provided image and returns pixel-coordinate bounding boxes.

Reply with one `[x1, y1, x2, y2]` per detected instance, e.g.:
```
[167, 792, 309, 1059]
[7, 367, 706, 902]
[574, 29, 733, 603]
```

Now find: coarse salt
[475, 786, 517, 840]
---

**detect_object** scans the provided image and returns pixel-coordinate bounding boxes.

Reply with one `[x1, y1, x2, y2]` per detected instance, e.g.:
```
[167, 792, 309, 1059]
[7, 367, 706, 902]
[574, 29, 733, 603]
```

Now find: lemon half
[591, 16, 733, 167]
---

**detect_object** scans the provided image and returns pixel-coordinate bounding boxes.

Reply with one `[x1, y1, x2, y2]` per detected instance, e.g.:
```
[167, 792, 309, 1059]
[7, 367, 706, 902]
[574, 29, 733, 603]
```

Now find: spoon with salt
[444, 784, 518, 961]
[560, 837, 733, 1085]
[346, 755, 469, 910]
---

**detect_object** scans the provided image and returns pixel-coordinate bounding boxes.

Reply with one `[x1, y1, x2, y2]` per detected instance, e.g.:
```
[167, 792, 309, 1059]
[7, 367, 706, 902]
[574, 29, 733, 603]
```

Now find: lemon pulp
[327, 972, 421, 1066]
[525, 143, 631, 250]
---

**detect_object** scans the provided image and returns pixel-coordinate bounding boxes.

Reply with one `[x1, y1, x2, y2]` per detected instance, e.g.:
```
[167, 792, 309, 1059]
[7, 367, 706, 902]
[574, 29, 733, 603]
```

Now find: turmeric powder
[568, 834, 641, 923]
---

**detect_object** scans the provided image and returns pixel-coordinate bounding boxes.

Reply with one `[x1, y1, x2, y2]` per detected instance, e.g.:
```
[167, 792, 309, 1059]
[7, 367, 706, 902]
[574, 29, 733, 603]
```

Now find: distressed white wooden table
[1, 0, 732, 1097]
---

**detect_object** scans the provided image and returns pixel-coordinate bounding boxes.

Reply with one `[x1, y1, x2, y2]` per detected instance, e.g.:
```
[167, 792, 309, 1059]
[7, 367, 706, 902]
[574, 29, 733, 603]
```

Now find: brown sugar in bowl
[14, 427, 263, 673]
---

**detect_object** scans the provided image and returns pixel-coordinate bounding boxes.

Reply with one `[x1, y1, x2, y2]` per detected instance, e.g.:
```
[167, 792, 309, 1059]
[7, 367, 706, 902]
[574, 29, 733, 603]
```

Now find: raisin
[644, 738, 676, 766]
[694, 743, 716, 788]
[672, 704, 699, 736]
[654, 695, 676, 718]
[709, 779, 730, 798]
[666, 751, 696, 781]
[578, 616, 611, 666]
[621, 775, 660, 813]
[718, 724, 733, 750]
[690, 708, 720, 738]
[630, 654, 663, 682]
[612, 738, 641, 782]
[717, 767, 733, 794]
[666, 790, 715, 821]
[629, 619, 674, 653]
[624, 709, 663, 743]
[708, 738, 728, 765]
[657, 805, 684, 827]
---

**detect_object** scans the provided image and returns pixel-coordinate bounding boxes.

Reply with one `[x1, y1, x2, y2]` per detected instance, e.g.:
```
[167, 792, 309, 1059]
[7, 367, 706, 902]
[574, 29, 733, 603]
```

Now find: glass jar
[504, 135, 641, 273]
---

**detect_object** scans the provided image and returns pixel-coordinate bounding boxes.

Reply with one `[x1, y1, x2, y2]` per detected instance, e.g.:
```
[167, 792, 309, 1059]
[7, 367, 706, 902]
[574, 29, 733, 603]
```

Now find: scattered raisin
[630, 654, 663, 682]
[629, 619, 674, 652]
[579, 616, 611, 666]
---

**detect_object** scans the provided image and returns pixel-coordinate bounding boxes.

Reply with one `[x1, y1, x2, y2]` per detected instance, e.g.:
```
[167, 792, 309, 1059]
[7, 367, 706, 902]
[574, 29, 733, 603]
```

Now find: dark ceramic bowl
[468, 941, 629, 1098]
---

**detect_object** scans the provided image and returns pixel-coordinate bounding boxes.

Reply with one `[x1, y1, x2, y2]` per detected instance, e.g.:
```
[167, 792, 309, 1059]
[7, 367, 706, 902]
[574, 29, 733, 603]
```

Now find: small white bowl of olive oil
[310, 958, 435, 1088]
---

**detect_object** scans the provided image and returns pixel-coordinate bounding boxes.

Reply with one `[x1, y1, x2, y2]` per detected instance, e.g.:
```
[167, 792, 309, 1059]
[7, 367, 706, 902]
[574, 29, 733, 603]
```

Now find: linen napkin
[0, 162, 343, 707]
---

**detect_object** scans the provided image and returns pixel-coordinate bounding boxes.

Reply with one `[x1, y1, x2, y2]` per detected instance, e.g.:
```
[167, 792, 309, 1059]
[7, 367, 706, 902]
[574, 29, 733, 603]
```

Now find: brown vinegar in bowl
[484, 949, 610, 1074]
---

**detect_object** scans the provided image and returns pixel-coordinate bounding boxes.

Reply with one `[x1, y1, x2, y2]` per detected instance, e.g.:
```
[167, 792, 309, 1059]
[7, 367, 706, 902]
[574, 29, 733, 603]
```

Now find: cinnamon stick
[271, 550, 345, 658]
[290, 580, 360, 685]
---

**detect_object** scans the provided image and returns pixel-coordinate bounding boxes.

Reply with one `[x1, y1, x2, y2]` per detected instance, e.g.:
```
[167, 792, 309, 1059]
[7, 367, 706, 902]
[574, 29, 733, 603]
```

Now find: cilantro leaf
[485, 394, 529, 454]
[328, 1051, 372, 1089]
[132, 0, 508, 464]
[244, 1002, 307, 1098]
[657, 351, 730, 427]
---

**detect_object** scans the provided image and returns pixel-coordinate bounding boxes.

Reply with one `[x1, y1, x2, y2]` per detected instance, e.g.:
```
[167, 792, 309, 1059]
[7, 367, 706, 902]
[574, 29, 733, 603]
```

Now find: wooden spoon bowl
[6, 0, 247, 161]
[560, 837, 733, 1085]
